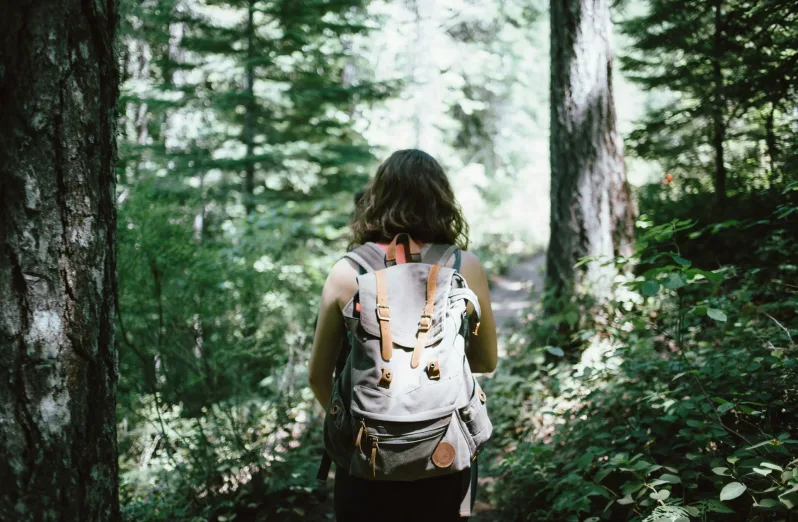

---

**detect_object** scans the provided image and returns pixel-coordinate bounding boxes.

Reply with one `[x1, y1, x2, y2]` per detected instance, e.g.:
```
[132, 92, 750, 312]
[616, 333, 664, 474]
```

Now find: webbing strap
[374, 270, 392, 362]
[411, 265, 440, 369]
[437, 244, 460, 267]
[386, 233, 422, 265]
[421, 243, 461, 270]
[317, 452, 332, 481]
[421, 243, 449, 265]
[459, 465, 473, 517]
[344, 243, 387, 273]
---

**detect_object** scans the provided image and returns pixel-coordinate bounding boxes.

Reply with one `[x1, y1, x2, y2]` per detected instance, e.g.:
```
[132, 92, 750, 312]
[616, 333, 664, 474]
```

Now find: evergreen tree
[114, 0, 391, 516]
[620, 0, 798, 205]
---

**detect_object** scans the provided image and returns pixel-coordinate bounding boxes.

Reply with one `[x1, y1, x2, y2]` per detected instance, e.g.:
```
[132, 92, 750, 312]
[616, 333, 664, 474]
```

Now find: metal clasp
[418, 314, 432, 332]
[377, 304, 391, 322]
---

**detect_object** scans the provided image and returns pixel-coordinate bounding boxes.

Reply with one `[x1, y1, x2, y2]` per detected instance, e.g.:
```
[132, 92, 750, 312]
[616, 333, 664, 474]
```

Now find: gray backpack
[320, 233, 492, 517]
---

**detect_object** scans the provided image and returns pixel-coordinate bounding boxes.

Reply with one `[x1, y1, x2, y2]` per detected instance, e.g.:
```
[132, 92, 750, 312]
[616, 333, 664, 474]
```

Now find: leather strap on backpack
[375, 270, 393, 362]
[411, 264, 440, 368]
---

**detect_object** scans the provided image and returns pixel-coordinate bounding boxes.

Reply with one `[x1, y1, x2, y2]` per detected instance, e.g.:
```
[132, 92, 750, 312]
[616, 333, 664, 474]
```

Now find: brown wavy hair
[350, 149, 469, 249]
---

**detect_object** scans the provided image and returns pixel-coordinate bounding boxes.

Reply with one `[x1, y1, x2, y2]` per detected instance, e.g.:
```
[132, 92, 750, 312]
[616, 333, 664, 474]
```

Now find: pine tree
[620, 0, 798, 205]
[114, 0, 392, 513]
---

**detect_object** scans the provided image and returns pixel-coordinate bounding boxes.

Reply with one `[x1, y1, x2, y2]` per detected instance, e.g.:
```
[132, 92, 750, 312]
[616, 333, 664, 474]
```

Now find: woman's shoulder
[456, 249, 488, 283]
[324, 257, 360, 310]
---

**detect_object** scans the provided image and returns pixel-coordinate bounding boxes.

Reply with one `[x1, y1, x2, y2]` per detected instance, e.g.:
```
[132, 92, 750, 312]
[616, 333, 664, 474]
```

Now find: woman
[308, 149, 498, 521]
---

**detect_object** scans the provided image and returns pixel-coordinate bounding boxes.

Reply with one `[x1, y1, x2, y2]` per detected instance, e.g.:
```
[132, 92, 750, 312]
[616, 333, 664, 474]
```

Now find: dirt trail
[488, 252, 546, 354]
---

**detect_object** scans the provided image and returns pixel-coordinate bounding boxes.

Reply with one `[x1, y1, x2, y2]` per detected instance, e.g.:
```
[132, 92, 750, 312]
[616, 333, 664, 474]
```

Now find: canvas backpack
[319, 233, 492, 517]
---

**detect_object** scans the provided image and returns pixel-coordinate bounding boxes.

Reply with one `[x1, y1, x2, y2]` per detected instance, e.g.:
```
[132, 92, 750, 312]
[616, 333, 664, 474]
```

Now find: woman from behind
[309, 149, 498, 521]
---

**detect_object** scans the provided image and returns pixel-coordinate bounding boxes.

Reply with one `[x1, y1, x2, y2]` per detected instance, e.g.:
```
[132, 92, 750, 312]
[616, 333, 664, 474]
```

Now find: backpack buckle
[418, 314, 432, 332]
[377, 304, 391, 322]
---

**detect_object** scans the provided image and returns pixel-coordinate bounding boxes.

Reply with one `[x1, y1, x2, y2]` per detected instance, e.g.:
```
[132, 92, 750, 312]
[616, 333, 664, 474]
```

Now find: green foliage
[489, 199, 798, 521]
[115, 0, 385, 519]
[620, 0, 798, 196]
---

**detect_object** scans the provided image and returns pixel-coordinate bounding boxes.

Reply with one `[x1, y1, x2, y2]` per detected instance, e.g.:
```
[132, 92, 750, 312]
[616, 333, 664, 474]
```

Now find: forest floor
[309, 252, 546, 521]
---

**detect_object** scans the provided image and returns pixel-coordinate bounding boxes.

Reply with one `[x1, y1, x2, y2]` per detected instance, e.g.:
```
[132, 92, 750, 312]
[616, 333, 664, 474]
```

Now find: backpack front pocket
[323, 379, 355, 470]
[350, 412, 472, 481]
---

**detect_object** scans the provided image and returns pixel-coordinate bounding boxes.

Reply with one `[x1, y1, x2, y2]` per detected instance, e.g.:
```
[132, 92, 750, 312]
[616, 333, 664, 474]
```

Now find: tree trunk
[547, 0, 636, 303]
[244, 0, 256, 216]
[765, 103, 778, 182]
[711, 0, 727, 209]
[0, 1, 120, 521]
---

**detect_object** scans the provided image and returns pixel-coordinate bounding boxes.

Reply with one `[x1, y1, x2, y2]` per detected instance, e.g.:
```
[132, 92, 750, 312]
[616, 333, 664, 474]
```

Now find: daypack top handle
[385, 233, 422, 266]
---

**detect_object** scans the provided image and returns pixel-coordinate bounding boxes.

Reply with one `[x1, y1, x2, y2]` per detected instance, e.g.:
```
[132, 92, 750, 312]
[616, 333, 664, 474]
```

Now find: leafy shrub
[489, 195, 798, 521]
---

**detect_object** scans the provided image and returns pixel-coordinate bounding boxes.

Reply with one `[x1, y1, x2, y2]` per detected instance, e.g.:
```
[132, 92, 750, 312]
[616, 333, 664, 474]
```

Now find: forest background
[1, 0, 796, 521]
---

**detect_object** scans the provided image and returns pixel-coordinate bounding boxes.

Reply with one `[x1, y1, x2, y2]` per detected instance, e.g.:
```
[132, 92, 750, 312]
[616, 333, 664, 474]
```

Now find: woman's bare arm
[308, 258, 358, 408]
[458, 251, 498, 373]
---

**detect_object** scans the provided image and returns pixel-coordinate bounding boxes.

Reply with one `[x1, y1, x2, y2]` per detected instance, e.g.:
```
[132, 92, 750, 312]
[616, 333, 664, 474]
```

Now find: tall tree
[546, 0, 636, 303]
[621, 0, 798, 199]
[0, 1, 120, 521]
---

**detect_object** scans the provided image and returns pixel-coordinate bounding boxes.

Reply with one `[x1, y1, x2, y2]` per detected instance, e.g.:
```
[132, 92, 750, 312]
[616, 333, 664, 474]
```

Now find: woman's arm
[458, 251, 498, 373]
[308, 259, 358, 408]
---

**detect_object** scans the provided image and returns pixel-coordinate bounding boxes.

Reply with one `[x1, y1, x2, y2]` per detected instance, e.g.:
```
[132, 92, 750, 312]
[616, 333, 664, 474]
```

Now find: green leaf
[712, 467, 731, 476]
[660, 473, 681, 484]
[663, 272, 687, 290]
[622, 480, 644, 495]
[720, 482, 746, 501]
[717, 402, 734, 414]
[670, 254, 691, 266]
[594, 468, 613, 483]
[753, 467, 773, 476]
[759, 462, 783, 471]
[707, 308, 727, 322]
[650, 489, 671, 501]
[545, 346, 565, 357]
[757, 498, 781, 508]
[617, 494, 635, 505]
[641, 280, 661, 297]
[779, 485, 798, 509]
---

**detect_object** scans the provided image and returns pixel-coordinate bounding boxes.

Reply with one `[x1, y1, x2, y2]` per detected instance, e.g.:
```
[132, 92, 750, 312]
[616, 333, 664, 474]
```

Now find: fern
[642, 505, 691, 522]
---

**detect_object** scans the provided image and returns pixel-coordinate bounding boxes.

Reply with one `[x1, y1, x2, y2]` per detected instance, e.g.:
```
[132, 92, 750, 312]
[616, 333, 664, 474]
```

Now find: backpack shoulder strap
[422, 243, 462, 271]
[343, 242, 386, 273]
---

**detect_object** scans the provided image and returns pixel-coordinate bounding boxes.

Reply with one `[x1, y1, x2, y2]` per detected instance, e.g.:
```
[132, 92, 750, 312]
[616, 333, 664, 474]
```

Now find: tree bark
[547, 0, 636, 303]
[711, 0, 727, 209]
[0, 1, 120, 521]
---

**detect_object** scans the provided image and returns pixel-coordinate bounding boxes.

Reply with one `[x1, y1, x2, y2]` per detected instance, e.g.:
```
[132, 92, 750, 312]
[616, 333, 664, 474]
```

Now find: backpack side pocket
[456, 377, 492, 460]
[323, 379, 355, 470]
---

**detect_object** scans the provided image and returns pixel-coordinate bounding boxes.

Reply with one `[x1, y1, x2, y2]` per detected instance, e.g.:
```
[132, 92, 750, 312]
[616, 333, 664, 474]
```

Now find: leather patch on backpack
[431, 441, 455, 468]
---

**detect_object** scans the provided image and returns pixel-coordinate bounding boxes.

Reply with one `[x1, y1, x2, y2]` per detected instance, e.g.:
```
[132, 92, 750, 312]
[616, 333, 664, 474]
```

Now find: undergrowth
[485, 185, 798, 521]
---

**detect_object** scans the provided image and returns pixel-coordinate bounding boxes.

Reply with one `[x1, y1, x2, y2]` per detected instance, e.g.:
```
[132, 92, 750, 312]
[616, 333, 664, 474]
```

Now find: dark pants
[333, 462, 478, 522]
